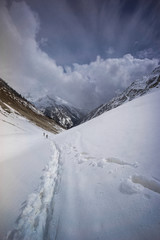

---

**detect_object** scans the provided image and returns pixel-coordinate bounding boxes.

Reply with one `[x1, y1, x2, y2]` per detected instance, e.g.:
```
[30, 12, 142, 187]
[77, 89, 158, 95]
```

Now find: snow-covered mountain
[4, 88, 160, 240]
[33, 95, 84, 129]
[82, 66, 160, 122]
[0, 78, 61, 134]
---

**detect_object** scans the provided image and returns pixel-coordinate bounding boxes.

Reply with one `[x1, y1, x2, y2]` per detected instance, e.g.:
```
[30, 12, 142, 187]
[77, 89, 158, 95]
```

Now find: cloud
[23, 0, 160, 65]
[106, 47, 115, 56]
[0, 1, 159, 111]
[67, 54, 159, 109]
[137, 48, 160, 60]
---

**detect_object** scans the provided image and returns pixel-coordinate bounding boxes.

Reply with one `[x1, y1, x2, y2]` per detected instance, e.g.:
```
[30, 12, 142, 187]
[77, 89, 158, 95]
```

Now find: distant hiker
[43, 132, 45, 137]
[46, 134, 48, 139]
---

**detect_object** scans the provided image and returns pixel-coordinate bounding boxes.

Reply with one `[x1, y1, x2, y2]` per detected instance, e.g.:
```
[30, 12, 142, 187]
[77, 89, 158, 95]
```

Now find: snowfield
[1, 89, 160, 240]
[0, 104, 55, 239]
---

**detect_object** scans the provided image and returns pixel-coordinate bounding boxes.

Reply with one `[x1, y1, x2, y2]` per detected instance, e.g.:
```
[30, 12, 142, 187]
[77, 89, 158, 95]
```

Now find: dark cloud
[0, 0, 159, 111]
[6, 0, 160, 65]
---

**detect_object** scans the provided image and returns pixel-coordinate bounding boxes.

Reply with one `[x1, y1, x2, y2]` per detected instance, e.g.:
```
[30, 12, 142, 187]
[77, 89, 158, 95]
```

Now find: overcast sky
[0, 0, 160, 111]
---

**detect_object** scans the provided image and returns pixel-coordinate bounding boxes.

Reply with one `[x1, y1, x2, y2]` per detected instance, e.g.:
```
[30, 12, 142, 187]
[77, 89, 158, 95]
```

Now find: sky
[0, 0, 160, 111]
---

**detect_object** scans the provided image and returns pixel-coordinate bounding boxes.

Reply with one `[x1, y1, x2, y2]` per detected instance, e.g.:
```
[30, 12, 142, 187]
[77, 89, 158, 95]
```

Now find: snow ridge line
[5, 142, 61, 240]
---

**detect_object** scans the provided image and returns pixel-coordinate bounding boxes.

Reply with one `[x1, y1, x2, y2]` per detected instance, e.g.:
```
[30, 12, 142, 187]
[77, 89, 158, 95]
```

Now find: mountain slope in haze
[33, 95, 84, 129]
[82, 65, 160, 122]
[0, 78, 62, 133]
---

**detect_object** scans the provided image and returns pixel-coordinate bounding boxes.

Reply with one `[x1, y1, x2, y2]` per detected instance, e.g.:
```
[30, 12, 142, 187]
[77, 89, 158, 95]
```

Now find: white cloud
[106, 47, 115, 55]
[0, 1, 159, 111]
[39, 37, 48, 47]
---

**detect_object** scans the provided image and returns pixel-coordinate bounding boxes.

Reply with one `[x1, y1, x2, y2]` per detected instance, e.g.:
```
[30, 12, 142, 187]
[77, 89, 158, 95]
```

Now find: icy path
[0, 135, 53, 239]
[0, 105, 60, 239]
[6, 142, 61, 240]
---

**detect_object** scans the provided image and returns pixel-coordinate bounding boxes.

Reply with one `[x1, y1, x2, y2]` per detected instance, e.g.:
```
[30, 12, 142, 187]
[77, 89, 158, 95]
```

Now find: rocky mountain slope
[0, 78, 62, 134]
[33, 95, 84, 129]
[82, 66, 160, 122]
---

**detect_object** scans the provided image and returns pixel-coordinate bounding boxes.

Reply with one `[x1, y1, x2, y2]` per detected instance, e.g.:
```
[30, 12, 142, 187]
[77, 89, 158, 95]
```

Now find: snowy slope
[6, 89, 160, 240]
[0, 103, 62, 239]
[33, 95, 84, 129]
[82, 65, 160, 122]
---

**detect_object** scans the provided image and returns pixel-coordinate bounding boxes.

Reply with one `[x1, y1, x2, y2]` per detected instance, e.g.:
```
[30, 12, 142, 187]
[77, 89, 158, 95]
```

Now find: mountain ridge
[33, 95, 84, 129]
[82, 65, 160, 123]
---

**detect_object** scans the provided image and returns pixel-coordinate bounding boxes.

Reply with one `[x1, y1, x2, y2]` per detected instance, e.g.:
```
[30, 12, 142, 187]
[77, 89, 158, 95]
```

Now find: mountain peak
[33, 95, 84, 129]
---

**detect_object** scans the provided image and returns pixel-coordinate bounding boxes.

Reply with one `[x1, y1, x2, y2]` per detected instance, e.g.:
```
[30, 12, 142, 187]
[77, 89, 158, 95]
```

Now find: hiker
[46, 134, 48, 139]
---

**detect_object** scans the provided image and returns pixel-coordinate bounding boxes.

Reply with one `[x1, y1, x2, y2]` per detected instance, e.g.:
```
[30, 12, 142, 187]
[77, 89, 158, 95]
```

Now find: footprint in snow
[81, 152, 88, 155]
[78, 159, 86, 164]
[119, 175, 160, 195]
[119, 178, 143, 195]
[132, 175, 160, 194]
[105, 157, 138, 168]
[87, 156, 138, 169]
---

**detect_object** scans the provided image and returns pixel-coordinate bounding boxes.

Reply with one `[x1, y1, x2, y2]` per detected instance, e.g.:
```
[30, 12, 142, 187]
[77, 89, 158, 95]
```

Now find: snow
[5, 142, 61, 240]
[48, 90, 160, 240]
[0, 105, 54, 239]
[1, 90, 160, 240]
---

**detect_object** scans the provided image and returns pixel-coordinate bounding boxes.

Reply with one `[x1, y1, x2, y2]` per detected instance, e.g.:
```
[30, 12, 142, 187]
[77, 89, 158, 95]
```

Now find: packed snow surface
[1, 90, 160, 240]
[0, 104, 53, 239]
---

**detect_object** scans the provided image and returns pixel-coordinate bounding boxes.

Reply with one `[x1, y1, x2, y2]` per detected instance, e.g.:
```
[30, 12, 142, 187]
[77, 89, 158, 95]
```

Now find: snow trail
[5, 142, 61, 240]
